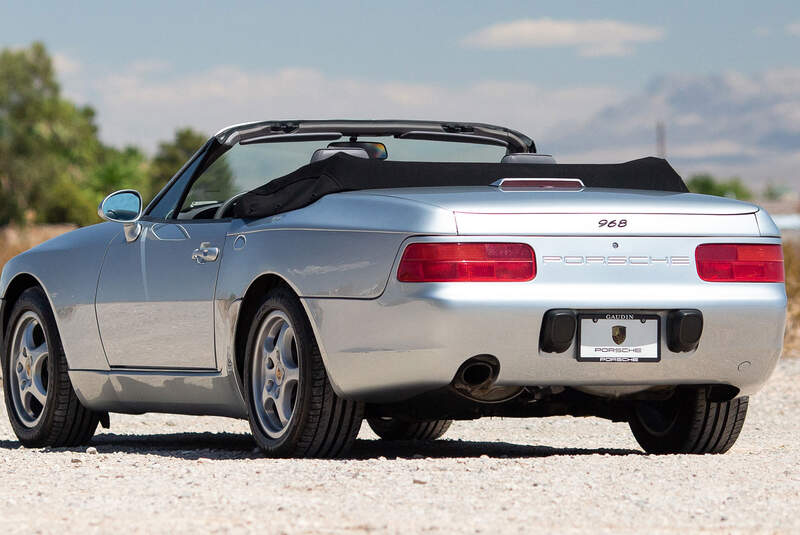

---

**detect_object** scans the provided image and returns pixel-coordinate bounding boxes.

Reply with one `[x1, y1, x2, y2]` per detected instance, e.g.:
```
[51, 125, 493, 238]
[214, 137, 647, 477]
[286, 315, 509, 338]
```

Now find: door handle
[191, 242, 219, 264]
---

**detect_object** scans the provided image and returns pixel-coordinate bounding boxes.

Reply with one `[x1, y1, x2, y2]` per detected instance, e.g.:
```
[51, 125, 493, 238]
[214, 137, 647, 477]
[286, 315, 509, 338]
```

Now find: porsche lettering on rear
[541, 255, 692, 265]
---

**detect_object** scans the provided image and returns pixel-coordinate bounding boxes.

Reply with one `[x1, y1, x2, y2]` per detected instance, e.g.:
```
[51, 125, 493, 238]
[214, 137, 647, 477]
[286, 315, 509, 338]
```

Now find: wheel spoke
[29, 345, 48, 375]
[275, 384, 292, 425]
[283, 365, 299, 383]
[28, 381, 47, 405]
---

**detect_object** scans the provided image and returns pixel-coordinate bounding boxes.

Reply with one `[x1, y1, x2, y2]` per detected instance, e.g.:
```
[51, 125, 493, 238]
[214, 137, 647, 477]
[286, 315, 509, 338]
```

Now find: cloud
[127, 59, 171, 75]
[59, 58, 800, 188]
[81, 62, 623, 152]
[462, 18, 664, 56]
[753, 26, 772, 37]
[787, 22, 800, 36]
[52, 52, 81, 75]
[549, 69, 800, 185]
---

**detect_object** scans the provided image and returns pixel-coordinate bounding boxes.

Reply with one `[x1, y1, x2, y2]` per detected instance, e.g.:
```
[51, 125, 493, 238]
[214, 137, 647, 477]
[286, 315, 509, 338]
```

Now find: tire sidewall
[629, 388, 700, 454]
[2, 287, 61, 446]
[244, 290, 315, 456]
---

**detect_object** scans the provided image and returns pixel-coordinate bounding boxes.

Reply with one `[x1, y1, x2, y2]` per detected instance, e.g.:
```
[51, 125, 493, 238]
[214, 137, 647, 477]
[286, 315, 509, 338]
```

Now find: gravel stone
[1, 359, 799, 533]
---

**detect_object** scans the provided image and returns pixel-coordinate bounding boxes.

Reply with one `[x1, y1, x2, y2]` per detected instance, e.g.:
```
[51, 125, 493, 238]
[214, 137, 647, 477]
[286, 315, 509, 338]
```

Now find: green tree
[148, 127, 233, 207]
[686, 174, 753, 201]
[763, 182, 787, 201]
[92, 146, 149, 198]
[0, 42, 104, 225]
[0, 43, 236, 227]
[148, 128, 198, 197]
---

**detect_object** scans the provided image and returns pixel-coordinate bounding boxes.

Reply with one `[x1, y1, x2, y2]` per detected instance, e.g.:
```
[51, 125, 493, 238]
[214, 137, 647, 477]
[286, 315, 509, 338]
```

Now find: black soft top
[232, 155, 688, 219]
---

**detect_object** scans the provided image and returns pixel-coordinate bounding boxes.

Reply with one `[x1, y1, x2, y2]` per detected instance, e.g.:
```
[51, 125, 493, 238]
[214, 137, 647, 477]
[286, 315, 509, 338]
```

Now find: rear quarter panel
[218, 193, 458, 299]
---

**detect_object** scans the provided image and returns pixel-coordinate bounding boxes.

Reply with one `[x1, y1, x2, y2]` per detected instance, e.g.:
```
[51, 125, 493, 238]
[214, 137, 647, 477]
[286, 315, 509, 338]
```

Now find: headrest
[310, 147, 369, 163]
[501, 153, 557, 164]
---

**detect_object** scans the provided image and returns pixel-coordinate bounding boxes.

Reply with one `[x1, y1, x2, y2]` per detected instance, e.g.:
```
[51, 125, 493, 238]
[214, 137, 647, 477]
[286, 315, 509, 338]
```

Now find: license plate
[577, 313, 660, 362]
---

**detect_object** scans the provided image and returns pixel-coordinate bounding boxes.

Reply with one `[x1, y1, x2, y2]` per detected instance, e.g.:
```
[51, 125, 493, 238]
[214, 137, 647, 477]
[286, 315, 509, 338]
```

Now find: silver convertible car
[1, 120, 786, 457]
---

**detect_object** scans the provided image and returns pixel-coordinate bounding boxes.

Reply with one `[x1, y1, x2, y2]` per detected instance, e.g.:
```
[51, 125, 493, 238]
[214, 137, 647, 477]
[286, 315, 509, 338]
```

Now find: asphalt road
[1, 358, 798, 534]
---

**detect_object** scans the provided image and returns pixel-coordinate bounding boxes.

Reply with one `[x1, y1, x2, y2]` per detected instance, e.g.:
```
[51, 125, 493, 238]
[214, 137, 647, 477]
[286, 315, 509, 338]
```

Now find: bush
[686, 174, 753, 200]
[784, 240, 800, 355]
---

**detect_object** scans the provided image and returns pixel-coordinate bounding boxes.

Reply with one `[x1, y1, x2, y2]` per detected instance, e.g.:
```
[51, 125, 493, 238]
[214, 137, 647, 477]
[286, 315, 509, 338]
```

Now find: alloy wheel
[9, 311, 50, 428]
[250, 310, 301, 438]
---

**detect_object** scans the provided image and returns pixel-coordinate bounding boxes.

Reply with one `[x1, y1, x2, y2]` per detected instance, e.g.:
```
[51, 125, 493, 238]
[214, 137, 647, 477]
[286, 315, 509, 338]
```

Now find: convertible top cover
[232, 154, 688, 219]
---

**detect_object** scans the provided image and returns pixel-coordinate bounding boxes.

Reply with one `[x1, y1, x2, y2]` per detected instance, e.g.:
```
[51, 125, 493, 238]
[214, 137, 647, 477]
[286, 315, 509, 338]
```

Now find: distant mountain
[546, 69, 800, 190]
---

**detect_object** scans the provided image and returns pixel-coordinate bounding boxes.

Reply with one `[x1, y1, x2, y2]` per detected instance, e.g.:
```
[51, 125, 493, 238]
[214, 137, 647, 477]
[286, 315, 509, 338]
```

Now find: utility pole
[656, 121, 666, 158]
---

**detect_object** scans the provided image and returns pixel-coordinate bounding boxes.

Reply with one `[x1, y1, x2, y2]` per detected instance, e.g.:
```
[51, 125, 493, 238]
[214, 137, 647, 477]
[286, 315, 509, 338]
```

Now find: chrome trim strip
[227, 227, 410, 237]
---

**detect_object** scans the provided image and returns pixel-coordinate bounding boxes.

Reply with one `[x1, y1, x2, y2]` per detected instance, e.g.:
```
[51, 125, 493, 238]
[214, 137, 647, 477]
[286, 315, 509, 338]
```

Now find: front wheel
[2, 287, 100, 447]
[244, 288, 363, 457]
[628, 387, 748, 454]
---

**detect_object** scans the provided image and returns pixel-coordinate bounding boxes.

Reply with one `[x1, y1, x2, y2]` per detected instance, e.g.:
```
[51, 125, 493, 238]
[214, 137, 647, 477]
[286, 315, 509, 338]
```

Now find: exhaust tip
[461, 362, 494, 387]
[452, 355, 521, 403]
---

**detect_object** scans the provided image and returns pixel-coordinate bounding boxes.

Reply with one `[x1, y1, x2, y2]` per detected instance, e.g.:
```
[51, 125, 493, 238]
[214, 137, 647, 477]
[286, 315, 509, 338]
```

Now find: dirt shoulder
[0, 359, 798, 534]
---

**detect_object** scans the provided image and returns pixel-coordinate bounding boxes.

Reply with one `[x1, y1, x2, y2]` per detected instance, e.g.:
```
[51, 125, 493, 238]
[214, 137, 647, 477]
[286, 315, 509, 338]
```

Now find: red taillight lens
[397, 242, 536, 282]
[695, 244, 784, 283]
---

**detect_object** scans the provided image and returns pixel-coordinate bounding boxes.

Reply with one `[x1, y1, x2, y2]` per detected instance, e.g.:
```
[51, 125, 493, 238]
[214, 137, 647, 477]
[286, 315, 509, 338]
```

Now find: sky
[2, 1, 800, 190]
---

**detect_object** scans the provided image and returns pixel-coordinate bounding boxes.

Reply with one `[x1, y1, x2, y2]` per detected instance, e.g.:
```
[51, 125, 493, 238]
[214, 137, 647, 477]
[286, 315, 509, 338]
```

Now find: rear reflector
[695, 244, 784, 283]
[398, 242, 536, 282]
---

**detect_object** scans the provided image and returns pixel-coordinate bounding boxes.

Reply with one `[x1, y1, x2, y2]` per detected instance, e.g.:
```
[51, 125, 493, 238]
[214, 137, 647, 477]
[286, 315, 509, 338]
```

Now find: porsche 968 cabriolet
[0, 120, 786, 457]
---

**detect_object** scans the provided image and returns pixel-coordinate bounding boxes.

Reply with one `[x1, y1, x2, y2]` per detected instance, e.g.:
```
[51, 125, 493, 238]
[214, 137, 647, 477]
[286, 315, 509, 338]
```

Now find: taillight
[397, 242, 535, 282]
[695, 244, 784, 283]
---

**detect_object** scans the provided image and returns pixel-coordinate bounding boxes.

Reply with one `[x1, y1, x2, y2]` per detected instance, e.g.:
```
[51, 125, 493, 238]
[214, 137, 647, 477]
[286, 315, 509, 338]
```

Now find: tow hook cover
[667, 309, 704, 353]
[540, 309, 577, 353]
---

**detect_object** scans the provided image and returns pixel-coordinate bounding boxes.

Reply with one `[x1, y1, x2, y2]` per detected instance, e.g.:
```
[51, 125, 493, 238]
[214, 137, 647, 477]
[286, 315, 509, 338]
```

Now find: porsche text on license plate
[577, 313, 660, 362]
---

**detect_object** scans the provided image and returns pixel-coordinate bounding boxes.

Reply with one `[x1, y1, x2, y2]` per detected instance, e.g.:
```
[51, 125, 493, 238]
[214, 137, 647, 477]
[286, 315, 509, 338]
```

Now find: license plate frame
[576, 313, 661, 362]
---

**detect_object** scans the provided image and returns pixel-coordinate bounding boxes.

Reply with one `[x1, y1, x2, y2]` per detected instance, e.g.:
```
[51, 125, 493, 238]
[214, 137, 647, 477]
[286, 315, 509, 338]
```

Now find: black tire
[628, 387, 748, 454]
[2, 287, 100, 447]
[367, 417, 452, 441]
[244, 287, 363, 457]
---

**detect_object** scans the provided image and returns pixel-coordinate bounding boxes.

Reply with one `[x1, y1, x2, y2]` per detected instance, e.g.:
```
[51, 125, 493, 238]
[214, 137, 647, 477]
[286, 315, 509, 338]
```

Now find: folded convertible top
[232, 154, 688, 219]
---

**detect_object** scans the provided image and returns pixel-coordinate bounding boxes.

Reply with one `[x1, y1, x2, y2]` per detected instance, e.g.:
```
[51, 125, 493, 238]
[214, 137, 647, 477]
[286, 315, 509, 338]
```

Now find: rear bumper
[304, 280, 786, 403]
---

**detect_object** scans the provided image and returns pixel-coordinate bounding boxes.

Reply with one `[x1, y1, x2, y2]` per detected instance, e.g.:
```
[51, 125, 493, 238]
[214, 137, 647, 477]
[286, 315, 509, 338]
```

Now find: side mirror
[98, 190, 143, 242]
[98, 190, 143, 223]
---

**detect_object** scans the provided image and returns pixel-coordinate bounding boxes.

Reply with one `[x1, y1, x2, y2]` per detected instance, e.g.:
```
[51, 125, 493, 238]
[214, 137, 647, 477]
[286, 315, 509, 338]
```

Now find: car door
[96, 220, 228, 369]
[95, 143, 235, 369]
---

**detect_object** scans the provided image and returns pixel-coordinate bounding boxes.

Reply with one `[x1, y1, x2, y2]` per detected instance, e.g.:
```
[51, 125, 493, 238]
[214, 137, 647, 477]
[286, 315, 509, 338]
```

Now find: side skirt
[68, 368, 248, 418]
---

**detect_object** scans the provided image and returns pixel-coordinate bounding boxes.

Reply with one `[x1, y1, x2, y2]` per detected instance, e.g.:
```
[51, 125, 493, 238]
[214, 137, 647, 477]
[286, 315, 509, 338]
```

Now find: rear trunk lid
[363, 187, 762, 237]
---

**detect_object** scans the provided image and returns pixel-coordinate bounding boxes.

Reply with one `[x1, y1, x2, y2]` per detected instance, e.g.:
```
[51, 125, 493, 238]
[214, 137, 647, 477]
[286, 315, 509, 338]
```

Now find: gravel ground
[1, 360, 799, 534]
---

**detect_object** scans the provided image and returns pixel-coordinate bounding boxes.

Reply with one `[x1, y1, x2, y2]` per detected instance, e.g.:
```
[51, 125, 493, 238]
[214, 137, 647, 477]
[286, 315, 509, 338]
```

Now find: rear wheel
[367, 417, 452, 441]
[628, 387, 748, 454]
[244, 288, 363, 457]
[2, 287, 100, 447]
